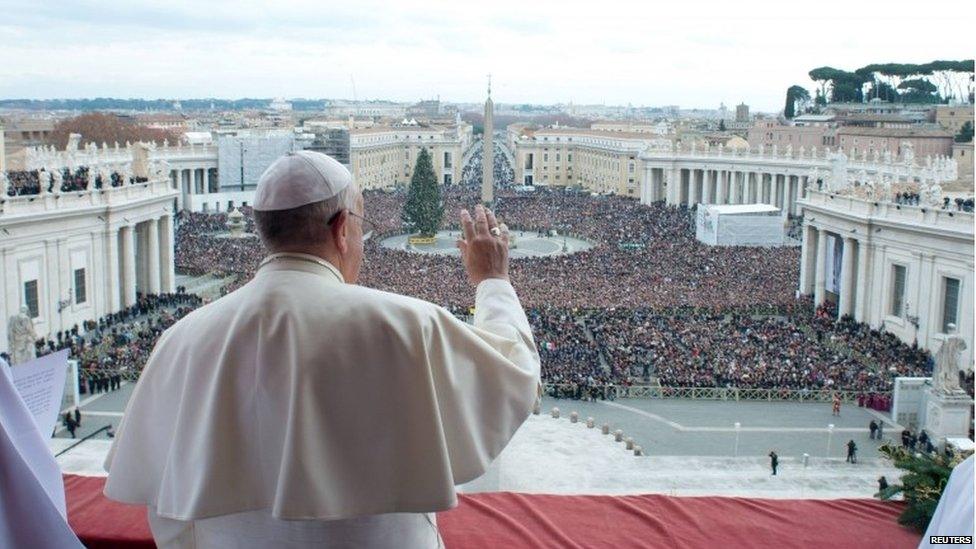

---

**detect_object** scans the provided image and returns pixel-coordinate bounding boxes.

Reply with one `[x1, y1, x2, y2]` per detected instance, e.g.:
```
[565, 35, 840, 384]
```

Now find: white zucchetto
[252, 151, 351, 211]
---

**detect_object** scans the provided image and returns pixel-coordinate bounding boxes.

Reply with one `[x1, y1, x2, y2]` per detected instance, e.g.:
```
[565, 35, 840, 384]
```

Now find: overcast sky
[1, 0, 973, 111]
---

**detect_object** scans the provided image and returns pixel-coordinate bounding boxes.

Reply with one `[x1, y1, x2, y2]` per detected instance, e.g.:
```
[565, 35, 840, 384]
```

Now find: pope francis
[103, 151, 542, 548]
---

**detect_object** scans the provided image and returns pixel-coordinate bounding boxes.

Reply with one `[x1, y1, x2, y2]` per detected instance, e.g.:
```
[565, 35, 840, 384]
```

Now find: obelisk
[482, 75, 494, 204]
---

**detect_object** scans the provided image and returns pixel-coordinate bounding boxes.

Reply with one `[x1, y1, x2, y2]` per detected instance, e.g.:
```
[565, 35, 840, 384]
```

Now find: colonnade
[798, 224, 868, 321]
[642, 165, 812, 215]
[173, 167, 218, 195]
[103, 214, 176, 310]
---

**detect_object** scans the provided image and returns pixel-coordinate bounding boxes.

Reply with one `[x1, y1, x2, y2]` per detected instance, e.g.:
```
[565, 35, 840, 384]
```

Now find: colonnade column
[854, 240, 870, 323]
[104, 228, 120, 311]
[703, 170, 713, 204]
[716, 170, 727, 204]
[772, 175, 781, 211]
[813, 227, 827, 307]
[668, 168, 681, 205]
[837, 237, 856, 318]
[147, 219, 161, 294]
[798, 224, 815, 295]
[160, 215, 176, 293]
[120, 224, 137, 307]
[785, 175, 792, 211]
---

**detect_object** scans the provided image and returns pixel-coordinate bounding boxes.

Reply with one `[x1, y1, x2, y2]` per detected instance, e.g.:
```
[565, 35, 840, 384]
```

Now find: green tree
[808, 66, 869, 103]
[784, 85, 811, 118]
[401, 148, 444, 237]
[877, 444, 970, 534]
[718, 119, 726, 131]
[898, 79, 940, 103]
[956, 121, 974, 143]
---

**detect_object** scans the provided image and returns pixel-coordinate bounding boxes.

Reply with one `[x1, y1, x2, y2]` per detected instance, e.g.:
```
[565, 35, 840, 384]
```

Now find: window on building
[942, 277, 961, 333]
[74, 269, 86, 304]
[556, 153, 560, 162]
[24, 280, 39, 318]
[890, 265, 906, 317]
[544, 153, 549, 162]
[567, 154, 572, 162]
[443, 173, 452, 185]
[443, 152, 452, 169]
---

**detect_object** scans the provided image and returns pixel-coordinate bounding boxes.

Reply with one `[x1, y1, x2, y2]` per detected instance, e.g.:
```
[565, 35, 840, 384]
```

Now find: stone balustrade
[25, 141, 218, 172]
[0, 177, 174, 217]
[802, 190, 974, 234]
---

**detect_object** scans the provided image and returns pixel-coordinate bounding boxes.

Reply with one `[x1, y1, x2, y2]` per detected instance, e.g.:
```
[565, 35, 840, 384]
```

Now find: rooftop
[835, 126, 953, 138]
[706, 203, 780, 215]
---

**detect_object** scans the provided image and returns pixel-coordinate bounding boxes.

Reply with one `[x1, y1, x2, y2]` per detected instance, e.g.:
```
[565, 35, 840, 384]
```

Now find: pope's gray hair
[253, 183, 359, 251]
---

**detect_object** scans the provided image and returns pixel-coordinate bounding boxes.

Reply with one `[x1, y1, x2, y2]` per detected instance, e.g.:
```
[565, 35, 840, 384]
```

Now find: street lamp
[733, 422, 741, 457]
[239, 141, 246, 191]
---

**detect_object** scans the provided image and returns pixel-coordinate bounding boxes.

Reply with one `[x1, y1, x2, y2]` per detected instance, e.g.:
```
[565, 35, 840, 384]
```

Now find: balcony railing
[543, 383, 889, 404]
[0, 177, 176, 217]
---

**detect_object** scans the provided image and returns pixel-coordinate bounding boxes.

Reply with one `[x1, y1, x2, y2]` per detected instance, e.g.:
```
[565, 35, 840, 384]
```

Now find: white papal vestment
[104, 254, 541, 548]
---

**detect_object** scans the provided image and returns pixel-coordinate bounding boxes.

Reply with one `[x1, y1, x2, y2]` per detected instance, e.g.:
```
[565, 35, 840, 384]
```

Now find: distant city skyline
[0, 0, 972, 111]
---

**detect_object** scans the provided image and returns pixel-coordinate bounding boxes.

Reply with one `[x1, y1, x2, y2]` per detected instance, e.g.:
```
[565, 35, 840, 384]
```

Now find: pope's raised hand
[457, 204, 509, 285]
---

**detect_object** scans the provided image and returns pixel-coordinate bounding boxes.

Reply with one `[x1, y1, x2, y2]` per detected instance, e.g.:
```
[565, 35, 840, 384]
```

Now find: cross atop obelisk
[482, 74, 494, 204]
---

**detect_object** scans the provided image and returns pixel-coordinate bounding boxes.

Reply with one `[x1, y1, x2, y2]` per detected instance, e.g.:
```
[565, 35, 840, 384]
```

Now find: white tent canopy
[696, 203, 787, 247]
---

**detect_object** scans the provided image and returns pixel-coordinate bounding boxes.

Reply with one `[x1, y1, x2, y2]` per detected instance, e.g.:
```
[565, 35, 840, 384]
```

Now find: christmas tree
[402, 148, 444, 238]
[876, 443, 971, 533]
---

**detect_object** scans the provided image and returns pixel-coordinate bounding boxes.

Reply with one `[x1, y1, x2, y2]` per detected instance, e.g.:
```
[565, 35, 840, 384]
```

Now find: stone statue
[932, 326, 967, 394]
[37, 169, 49, 195]
[99, 166, 112, 187]
[52, 168, 63, 195]
[0, 170, 9, 196]
[901, 142, 915, 166]
[7, 306, 37, 365]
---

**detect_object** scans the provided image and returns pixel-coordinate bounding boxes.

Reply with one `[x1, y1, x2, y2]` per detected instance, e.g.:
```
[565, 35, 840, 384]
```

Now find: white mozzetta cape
[103, 256, 541, 521]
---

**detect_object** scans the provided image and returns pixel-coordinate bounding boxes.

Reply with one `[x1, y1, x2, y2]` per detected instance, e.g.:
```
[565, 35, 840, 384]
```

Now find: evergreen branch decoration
[876, 443, 972, 533]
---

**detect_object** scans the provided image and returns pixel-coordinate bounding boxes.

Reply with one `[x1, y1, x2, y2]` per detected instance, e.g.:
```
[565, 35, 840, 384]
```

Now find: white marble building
[639, 141, 959, 217]
[0, 158, 177, 349]
[797, 190, 974, 368]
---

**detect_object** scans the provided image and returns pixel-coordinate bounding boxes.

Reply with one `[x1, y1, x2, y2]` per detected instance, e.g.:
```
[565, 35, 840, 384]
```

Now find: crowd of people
[458, 140, 515, 187]
[4, 166, 143, 196]
[165, 186, 944, 397]
[4, 169, 42, 195]
[944, 196, 975, 212]
[19, 292, 203, 396]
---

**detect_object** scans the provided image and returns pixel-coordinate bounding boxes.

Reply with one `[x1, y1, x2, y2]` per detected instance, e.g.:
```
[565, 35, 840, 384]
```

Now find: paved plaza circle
[380, 230, 594, 258]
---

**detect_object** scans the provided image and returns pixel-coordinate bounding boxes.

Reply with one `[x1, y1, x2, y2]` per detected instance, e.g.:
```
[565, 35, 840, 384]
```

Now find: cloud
[0, 0, 972, 110]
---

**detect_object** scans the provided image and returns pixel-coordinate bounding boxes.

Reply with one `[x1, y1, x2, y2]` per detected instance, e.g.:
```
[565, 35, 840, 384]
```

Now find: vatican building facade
[1, 150, 177, 344]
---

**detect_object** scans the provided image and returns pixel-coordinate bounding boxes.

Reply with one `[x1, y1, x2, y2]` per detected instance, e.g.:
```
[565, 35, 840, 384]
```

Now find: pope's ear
[330, 210, 349, 252]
